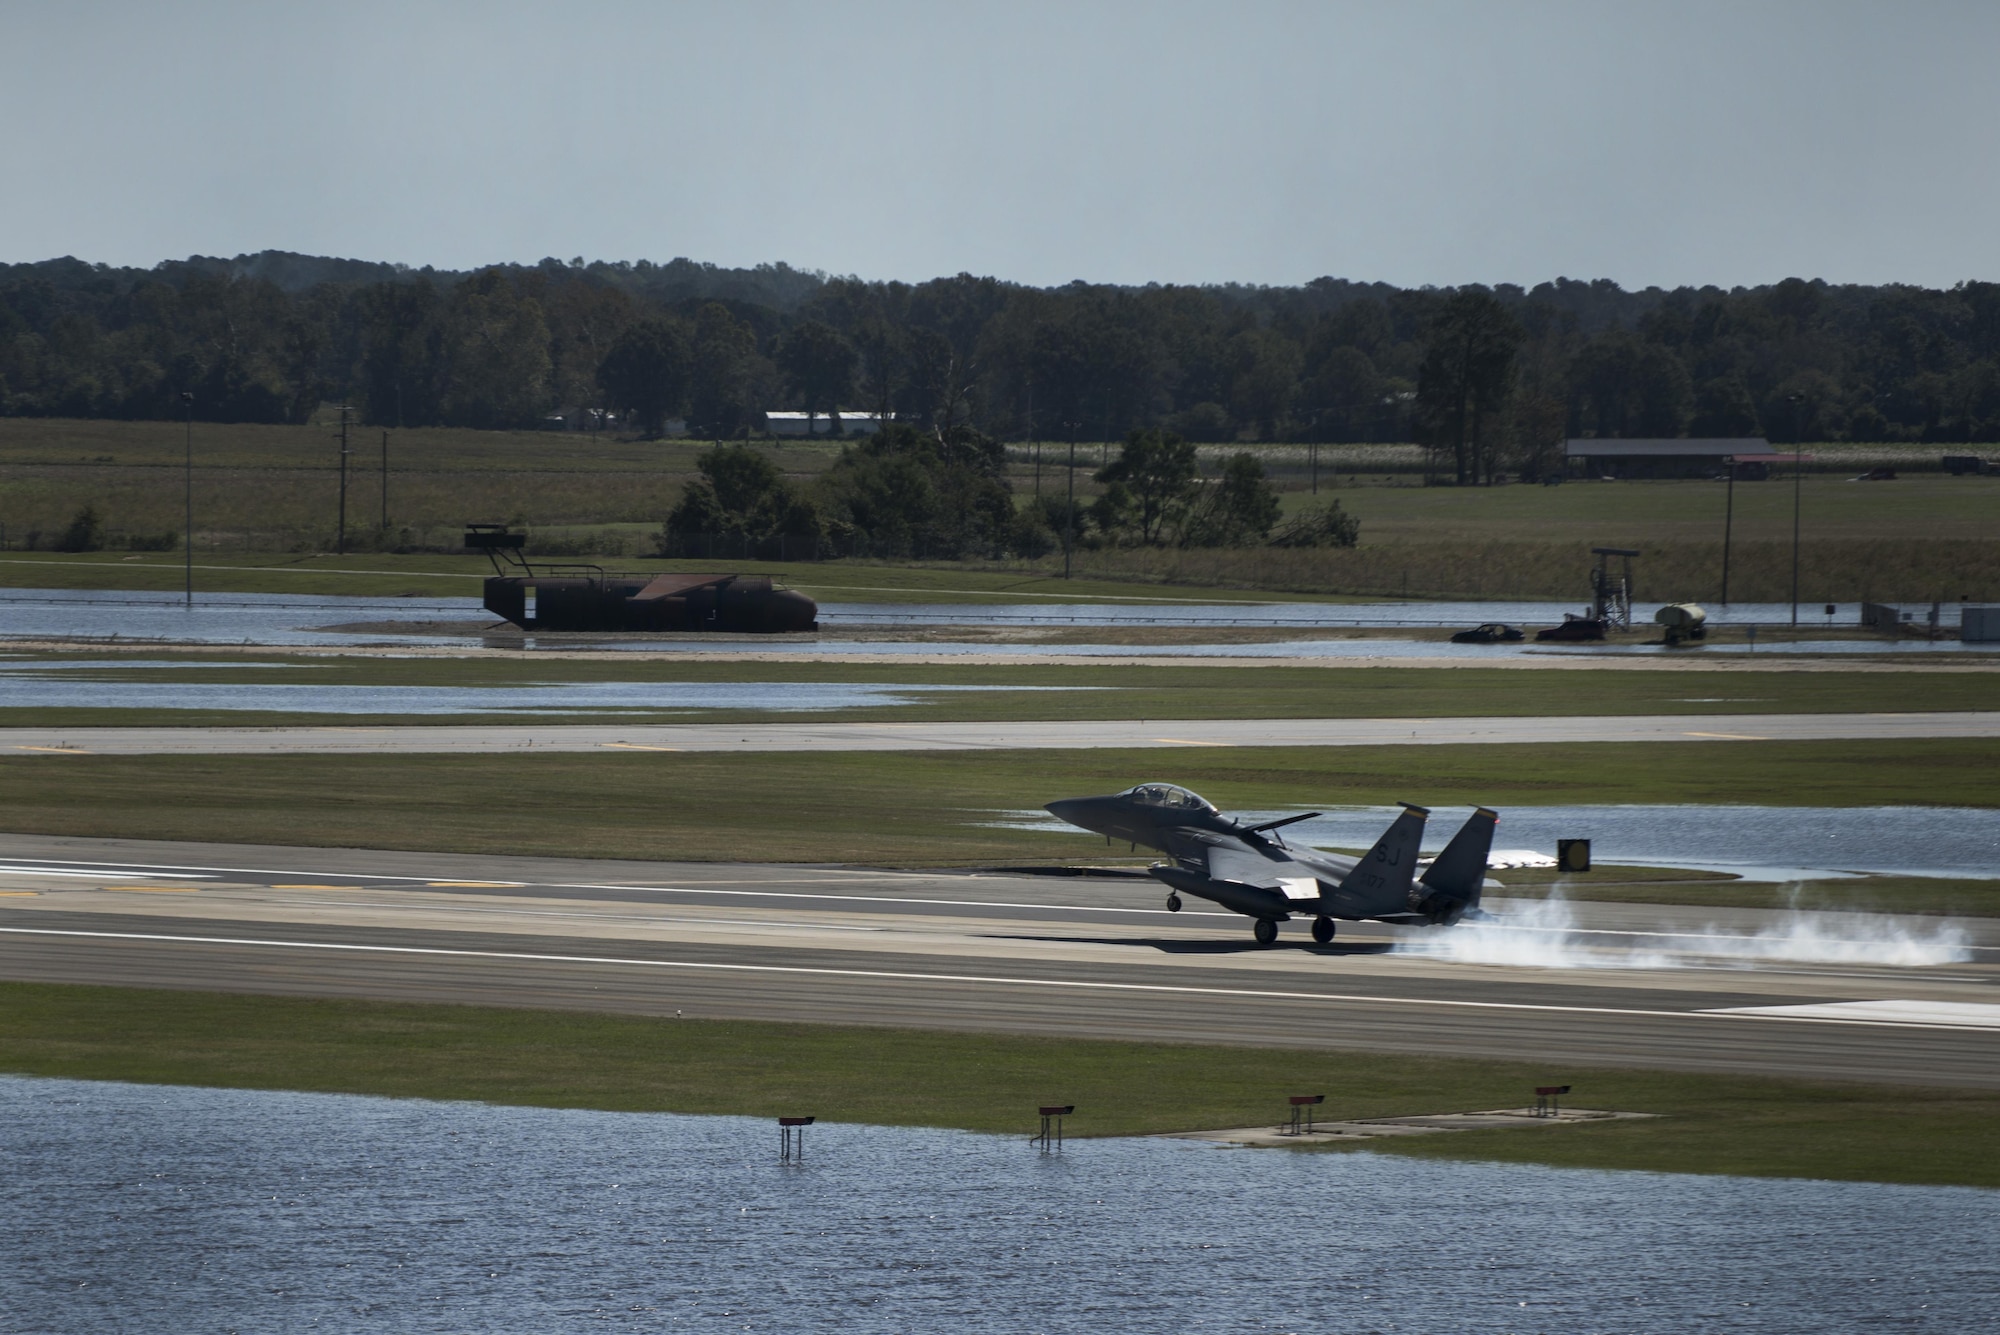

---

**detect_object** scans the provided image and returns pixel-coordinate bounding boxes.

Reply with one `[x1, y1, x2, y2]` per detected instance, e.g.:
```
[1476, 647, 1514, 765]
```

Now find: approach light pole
[181, 391, 194, 606]
[1788, 392, 1805, 628]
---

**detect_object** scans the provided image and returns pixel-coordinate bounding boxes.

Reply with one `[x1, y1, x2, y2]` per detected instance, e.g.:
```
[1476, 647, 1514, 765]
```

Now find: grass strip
[1, 982, 1991, 1189]
[7, 656, 2000, 726]
[1, 741, 1997, 914]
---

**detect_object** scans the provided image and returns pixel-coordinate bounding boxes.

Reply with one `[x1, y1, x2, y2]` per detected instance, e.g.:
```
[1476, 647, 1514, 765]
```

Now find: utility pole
[1720, 458, 1736, 605]
[181, 391, 194, 607]
[1788, 393, 1805, 628]
[380, 430, 390, 531]
[336, 405, 352, 556]
[1062, 417, 1081, 580]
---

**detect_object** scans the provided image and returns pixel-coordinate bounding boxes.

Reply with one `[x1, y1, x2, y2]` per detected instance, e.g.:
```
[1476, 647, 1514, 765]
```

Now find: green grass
[7, 417, 1999, 600]
[1, 983, 1991, 1187]
[4, 654, 1999, 728]
[1, 741, 1996, 884]
[1498, 869, 2000, 918]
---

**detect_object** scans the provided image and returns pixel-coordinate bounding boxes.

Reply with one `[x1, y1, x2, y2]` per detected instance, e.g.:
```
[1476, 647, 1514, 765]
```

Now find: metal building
[1565, 438, 1774, 479]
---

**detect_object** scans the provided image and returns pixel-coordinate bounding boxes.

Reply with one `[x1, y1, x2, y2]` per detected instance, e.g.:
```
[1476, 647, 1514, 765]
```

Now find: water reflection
[0, 660, 1088, 715]
[2, 1077, 1991, 1333]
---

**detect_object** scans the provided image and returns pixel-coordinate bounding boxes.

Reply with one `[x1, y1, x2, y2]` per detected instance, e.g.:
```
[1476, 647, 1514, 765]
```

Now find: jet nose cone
[1044, 798, 1089, 823]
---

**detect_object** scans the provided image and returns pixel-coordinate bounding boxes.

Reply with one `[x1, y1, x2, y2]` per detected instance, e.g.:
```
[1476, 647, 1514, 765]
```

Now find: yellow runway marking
[1683, 731, 1770, 741]
[15, 746, 90, 754]
[601, 742, 682, 752]
[269, 884, 365, 891]
[105, 886, 200, 893]
[1154, 738, 1233, 747]
[0, 890, 38, 896]
[426, 881, 525, 888]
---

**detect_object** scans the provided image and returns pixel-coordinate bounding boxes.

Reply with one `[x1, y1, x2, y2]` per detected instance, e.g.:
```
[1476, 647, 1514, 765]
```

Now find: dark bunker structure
[466, 526, 818, 633]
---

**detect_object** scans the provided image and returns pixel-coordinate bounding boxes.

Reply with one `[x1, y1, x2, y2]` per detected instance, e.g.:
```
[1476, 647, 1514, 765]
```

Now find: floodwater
[5, 587, 1988, 656]
[1003, 803, 2000, 882]
[0, 659, 1088, 715]
[3, 1077, 1993, 1334]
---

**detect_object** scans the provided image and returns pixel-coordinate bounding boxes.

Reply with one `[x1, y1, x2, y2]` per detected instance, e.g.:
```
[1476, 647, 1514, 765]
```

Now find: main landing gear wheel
[1252, 918, 1279, 946]
[1311, 917, 1336, 944]
[1165, 894, 1183, 913]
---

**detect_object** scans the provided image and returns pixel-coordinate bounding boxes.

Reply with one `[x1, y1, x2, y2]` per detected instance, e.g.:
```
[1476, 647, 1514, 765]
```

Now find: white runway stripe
[1705, 1000, 2000, 1029]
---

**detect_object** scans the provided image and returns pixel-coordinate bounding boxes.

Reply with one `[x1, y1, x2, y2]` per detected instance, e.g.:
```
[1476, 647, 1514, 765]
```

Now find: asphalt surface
[0, 833, 1994, 1088]
[7, 710, 2000, 755]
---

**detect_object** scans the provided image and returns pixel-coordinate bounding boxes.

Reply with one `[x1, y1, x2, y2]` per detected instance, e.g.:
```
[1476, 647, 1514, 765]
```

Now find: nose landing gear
[1311, 917, 1336, 944]
[1165, 894, 1182, 913]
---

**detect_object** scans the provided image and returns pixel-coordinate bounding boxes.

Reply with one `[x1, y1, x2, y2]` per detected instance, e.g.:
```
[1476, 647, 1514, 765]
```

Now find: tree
[1569, 332, 1693, 438]
[1181, 452, 1281, 546]
[1091, 428, 1199, 545]
[689, 303, 761, 439]
[774, 320, 859, 432]
[437, 270, 553, 429]
[597, 318, 692, 437]
[660, 443, 822, 554]
[1415, 292, 1522, 484]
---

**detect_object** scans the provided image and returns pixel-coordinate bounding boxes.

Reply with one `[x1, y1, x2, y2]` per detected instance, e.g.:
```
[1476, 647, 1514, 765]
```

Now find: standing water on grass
[2, 1077, 1994, 1333]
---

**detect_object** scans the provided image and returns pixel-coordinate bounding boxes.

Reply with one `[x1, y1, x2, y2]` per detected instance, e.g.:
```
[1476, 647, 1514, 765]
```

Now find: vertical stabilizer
[1336, 804, 1429, 914]
[1415, 807, 1498, 924]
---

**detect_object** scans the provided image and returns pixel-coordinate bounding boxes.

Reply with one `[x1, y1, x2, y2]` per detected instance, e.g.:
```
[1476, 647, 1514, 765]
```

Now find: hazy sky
[4, 1, 1995, 289]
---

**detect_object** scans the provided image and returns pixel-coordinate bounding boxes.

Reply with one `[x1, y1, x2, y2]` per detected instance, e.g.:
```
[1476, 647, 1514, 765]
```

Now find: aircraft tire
[1311, 917, 1336, 944]
[1165, 895, 1182, 913]
[1252, 918, 1278, 946]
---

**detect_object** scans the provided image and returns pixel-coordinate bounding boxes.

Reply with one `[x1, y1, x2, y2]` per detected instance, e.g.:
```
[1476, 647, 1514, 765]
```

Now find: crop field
[2, 418, 1995, 598]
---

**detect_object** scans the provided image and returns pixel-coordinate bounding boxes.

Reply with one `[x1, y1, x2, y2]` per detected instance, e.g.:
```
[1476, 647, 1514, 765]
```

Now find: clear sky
[4, 0, 1995, 289]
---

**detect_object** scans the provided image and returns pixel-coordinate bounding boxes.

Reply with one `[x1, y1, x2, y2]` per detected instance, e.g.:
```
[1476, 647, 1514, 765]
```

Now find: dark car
[1450, 622, 1526, 644]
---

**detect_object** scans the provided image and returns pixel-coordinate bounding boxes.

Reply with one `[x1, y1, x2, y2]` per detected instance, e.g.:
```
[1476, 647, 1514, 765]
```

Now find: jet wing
[1205, 845, 1326, 902]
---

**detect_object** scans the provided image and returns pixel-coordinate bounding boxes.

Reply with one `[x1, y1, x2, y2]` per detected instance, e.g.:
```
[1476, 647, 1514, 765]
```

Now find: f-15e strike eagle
[1045, 784, 1498, 945]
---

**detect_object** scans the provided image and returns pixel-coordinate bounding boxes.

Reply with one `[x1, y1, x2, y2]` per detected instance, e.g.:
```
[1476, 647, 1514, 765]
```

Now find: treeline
[659, 427, 1358, 561]
[6, 251, 2000, 473]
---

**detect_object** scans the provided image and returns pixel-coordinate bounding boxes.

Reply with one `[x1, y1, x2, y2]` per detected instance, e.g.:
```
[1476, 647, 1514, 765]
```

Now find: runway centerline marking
[4, 925, 1998, 1032]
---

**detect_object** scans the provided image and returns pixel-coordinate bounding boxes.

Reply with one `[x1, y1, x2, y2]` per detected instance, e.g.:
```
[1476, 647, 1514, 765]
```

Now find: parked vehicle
[1535, 614, 1609, 642]
[1450, 623, 1526, 644]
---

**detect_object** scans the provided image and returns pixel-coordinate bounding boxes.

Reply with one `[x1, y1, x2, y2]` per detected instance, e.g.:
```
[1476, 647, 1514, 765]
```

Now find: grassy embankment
[2, 983, 1992, 1188]
[4, 655, 1999, 729]
[1, 740, 1995, 914]
[5, 417, 1998, 601]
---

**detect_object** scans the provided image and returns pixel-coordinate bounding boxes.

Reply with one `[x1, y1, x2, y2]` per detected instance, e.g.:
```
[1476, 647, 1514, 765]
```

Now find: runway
[0, 833, 1994, 1088]
[6, 710, 2000, 755]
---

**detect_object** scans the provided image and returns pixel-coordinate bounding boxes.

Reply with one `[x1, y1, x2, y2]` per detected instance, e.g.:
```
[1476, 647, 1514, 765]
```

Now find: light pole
[1062, 417, 1082, 580]
[1788, 392, 1805, 628]
[336, 404, 352, 556]
[181, 391, 194, 606]
[1720, 457, 1736, 605]
[380, 430, 390, 532]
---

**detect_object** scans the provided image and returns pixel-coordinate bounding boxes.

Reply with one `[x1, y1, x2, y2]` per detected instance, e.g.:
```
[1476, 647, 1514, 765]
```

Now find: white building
[762, 410, 888, 437]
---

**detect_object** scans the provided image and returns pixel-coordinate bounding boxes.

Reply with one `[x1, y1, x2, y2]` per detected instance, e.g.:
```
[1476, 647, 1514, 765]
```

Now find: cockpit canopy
[1121, 783, 1216, 813]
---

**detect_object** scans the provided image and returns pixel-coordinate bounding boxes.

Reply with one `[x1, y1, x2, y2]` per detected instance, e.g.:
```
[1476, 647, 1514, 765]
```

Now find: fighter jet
[1044, 783, 1497, 945]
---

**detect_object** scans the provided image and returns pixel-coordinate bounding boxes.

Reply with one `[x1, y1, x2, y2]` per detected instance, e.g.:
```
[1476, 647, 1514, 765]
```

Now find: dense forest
[6, 251, 2000, 485]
